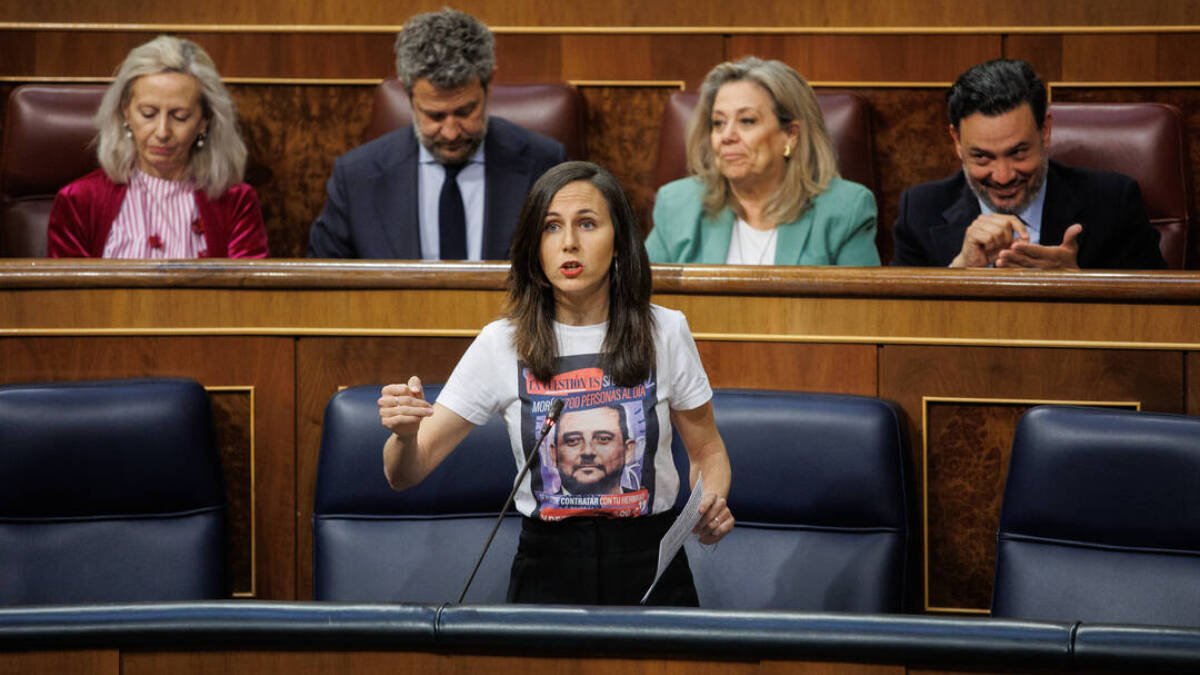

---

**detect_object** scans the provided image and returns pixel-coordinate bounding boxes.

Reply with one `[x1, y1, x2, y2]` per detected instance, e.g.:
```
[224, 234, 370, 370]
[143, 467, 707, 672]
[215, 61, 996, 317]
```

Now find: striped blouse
[103, 169, 206, 258]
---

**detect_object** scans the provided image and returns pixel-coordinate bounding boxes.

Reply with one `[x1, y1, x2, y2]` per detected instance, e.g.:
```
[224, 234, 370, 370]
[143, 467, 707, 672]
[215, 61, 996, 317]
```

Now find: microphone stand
[457, 398, 564, 603]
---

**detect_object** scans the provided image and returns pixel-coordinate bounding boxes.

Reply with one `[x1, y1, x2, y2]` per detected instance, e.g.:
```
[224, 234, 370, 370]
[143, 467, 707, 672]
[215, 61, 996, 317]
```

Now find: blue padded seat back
[676, 389, 909, 611]
[993, 406, 1200, 626]
[0, 378, 226, 604]
[313, 384, 518, 603]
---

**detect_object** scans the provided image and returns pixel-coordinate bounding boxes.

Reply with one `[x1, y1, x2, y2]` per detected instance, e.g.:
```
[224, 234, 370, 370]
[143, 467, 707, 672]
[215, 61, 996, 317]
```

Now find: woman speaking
[379, 161, 733, 605]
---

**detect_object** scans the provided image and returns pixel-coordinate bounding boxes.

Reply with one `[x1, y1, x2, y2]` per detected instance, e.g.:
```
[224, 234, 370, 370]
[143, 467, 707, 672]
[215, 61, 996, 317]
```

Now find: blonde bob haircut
[686, 57, 839, 225]
[95, 36, 246, 198]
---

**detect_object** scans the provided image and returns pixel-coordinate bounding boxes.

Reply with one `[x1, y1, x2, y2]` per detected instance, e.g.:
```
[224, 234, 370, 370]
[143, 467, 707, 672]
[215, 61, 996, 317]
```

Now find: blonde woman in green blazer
[647, 57, 880, 266]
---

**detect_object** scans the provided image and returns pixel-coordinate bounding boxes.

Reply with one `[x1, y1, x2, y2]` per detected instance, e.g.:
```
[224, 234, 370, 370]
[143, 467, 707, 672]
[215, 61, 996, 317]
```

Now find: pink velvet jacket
[47, 169, 269, 258]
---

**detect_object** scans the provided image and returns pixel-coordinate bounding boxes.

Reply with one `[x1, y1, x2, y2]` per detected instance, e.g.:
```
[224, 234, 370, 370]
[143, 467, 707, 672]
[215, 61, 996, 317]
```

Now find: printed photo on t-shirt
[519, 353, 659, 520]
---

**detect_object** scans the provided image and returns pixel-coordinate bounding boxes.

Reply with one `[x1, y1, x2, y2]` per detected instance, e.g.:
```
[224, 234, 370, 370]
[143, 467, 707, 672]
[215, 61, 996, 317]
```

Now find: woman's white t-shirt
[436, 305, 712, 519]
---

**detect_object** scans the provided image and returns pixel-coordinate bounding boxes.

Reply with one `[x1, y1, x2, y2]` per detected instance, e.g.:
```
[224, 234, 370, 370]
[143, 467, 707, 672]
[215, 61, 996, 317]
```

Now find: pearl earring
[196, 131, 207, 148]
[123, 122, 132, 139]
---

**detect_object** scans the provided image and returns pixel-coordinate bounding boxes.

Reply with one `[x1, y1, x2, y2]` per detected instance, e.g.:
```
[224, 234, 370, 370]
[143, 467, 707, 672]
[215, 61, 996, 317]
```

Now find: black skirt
[507, 511, 699, 606]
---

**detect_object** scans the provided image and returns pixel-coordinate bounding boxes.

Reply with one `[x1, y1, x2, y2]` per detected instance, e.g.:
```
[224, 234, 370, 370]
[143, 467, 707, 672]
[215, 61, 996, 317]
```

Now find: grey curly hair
[94, 35, 247, 198]
[394, 8, 495, 92]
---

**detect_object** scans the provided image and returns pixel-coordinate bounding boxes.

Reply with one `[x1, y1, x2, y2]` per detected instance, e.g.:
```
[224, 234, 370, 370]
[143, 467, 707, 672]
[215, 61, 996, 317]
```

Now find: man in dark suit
[893, 59, 1165, 269]
[308, 8, 567, 259]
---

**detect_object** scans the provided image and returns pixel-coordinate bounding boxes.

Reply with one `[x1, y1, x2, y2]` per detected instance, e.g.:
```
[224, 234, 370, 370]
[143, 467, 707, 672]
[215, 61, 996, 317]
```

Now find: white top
[724, 217, 779, 265]
[437, 305, 713, 519]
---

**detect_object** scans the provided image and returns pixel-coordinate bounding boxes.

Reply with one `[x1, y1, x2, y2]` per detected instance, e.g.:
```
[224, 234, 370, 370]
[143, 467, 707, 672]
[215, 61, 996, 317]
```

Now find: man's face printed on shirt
[551, 406, 634, 494]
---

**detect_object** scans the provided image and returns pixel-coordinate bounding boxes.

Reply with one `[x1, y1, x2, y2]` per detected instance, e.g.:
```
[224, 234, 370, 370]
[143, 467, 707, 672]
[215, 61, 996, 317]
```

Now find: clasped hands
[950, 213, 1081, 269]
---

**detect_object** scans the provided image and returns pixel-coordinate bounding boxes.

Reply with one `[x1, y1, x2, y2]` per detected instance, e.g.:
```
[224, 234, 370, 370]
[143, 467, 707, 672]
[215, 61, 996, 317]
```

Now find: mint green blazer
[647, 177, 881, 266]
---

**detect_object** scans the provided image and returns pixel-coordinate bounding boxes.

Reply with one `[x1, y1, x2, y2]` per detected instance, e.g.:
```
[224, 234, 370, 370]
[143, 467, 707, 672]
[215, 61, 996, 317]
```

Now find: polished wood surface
[2, 1, 1199, 27]
[1190, 352, 1200, 417]
[2, 262, 1199, 606]
[728, 35, 998, 82]
[7, 259, 1200, 299]
[0, 649, 1021, 675]
[0, 651, 116, 675]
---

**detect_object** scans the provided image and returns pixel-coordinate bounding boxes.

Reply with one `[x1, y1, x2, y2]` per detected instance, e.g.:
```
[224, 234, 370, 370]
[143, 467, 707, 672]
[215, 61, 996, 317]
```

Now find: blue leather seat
[313, 384, 517, 603]
[677, 389, 910, 611]
[992, 405, 1200, 626]
[0, 378, 227, 604]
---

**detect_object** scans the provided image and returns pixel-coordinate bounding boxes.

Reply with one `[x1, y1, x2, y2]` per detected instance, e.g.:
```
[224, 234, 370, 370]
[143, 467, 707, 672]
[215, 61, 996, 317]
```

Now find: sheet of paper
[641, 473, 704, 604]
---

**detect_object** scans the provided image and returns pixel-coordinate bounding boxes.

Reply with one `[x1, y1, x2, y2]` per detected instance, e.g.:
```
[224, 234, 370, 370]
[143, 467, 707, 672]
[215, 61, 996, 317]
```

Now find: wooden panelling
[210, 389, 255, 596]
[1004, 35, 1063, 79]
[295, 336, 473, 599]
[1062, 33, 1200, 82]
[3, 264, 1200, 604]
[846, 87, 960, 263]
[0, 32, 720, 82]
[10, 281, 1200, 349]
[1190, 352, 1200, 417]
[0, 33, 35, 77]
[727, 35, 999, 83]
[122, 651, 446, 675]
[122, 650, 893, 675]
[0, 651, 116, 675]
[231, 84, 375, 258]
[697, 342, 877, 396]
[923, 402, 1027, 611]
[762, 665, 903, 675]
[0, 32, 394, 80]
[3, 1, 1200, 27]
[558, 35, 722, 90]
[1007, 33, 1200, 82]
[878, 345, 1183, 613]
[495, 35, 563, 83]
[0, 336, 296, 600]
[581, 85, 678, 233]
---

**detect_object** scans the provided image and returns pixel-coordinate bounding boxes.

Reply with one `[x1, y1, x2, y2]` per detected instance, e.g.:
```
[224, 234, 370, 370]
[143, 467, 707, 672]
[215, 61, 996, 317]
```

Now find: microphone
[457, 398, 564, 603]
[539, 398, 564, 435]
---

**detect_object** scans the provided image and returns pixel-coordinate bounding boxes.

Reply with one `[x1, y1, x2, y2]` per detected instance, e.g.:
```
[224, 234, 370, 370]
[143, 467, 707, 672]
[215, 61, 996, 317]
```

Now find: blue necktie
[438, 163, 467, 260]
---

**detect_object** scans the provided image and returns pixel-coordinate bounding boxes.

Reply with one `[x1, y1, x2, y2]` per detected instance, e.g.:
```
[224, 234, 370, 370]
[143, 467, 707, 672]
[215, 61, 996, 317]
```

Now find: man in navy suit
[893, 59, 1165, 269]
[308, 8, 567, 259]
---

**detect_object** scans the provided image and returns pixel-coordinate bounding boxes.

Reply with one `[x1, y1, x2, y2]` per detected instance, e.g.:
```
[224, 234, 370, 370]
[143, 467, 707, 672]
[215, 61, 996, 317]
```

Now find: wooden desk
[3, 260, 1198, 609]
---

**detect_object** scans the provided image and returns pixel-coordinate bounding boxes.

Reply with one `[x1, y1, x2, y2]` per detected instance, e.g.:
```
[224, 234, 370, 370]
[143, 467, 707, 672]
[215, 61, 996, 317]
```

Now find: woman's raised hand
[378, 375, 434, 437]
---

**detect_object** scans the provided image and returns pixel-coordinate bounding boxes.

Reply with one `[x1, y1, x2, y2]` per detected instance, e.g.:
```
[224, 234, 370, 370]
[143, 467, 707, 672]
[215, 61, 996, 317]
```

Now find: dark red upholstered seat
[0, 84, 106, 257]
[1048, 102, 1189, 269]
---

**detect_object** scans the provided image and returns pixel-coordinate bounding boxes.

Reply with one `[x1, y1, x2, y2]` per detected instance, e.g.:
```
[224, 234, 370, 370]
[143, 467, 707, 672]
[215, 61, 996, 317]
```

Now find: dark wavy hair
[507, 161, 654, 387]
[947, 58, 1047, 131]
